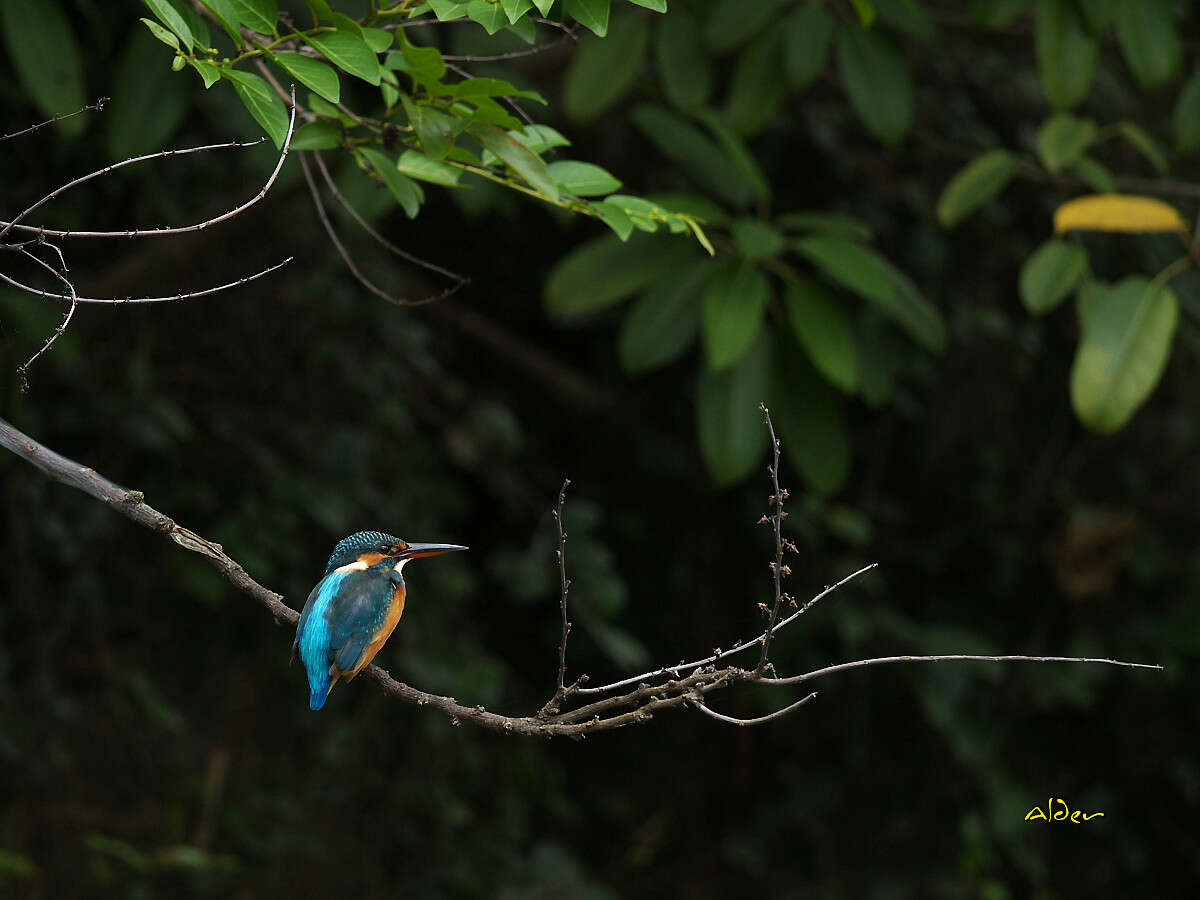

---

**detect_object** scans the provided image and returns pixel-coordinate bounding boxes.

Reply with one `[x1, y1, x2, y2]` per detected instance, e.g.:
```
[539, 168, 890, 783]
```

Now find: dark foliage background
[1, 0, 1195, 897]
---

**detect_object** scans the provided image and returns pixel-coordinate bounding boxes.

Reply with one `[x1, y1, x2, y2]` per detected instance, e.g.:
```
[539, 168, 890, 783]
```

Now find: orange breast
[345, 583, 406, 680]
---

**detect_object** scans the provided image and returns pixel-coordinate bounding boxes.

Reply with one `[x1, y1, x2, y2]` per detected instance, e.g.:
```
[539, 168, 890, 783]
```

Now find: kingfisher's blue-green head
[322, 530, 468, 575]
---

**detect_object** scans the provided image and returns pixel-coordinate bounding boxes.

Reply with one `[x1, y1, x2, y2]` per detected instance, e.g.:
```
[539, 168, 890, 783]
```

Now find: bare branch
[12, 247, 78, 386]
[539, 479, 581, 716]
[0, 97, 108, 143]
[757, 404, 786, 673]
[758, 654, 1163, 686]
[0, 90, 296, 241]
[692, 692, 819, 727]
[0, 255, 294, 304]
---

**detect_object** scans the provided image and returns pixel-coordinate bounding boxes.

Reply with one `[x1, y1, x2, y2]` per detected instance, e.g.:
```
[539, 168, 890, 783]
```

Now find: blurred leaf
[271, 52, 341, 103]
[544, 234, 695, 315]
[564, 0, 610, 37]
[785, 277, 860, 392]
[936, 150, 1021, 228]
[1116, 120, 1168, 174]
[1053, 195, 1186, 234]
[836, 26, 914, 145]
[969, 0, 1028, 28]
[398, 149, 463, 186]
[448, 77, 546, 103]
[125, 669, 185, 733]
[85, 834, 148, 872]
[631, 105, 753, 206]
[1036, 113, 1097, 174]
[0, 850, 36, 879]
[547, 160, 622, 196]
[849, 0, 876, 26]
[231, 0, 277, 33]
[875, 0, 937, 43]
[141, 0, 194, 50]
[772, 337, 851, 495]
[732, 219, 784, 259]
[1019, 239, 1088, 315]
[0, 0, 86, 136]
[222, 69, 289, 147]
[1114, 0, 1181, 91]
[200, 0, 243, 47]
[361, 147, 424, 217]
[304, 30, 381, 85]
[564, 14, 649, 121]
[1173, 68, 1200, 153]
[778, 211, 874, 241]
[702, 261, 769, 371]
[794, 236, 947, 352]
[402, 98, 463, 159]
[704, 0, 786, 53]
[1036, 0, 1097, 109]
[783, 3, 833, 92]
[696, 335, 770, 486]
[1070, 276, 1178, 432]
[725, 29, 785, 137]
[1076, 0, 1113, 32]
[469, 123, 558, 200]
[656, 10, 711, 110]
[107, 29, 190, 161]
[618, 261, 715, 374]
[1070, 156, 1117, 193]
[695, 110, 770, 202]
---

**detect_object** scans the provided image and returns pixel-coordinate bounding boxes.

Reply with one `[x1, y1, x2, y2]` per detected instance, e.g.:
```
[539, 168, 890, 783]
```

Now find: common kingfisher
[294, 531, 467, 710]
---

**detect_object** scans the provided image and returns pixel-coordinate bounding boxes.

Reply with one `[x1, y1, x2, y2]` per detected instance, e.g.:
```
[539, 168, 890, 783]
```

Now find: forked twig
[0, 97, 109, 143]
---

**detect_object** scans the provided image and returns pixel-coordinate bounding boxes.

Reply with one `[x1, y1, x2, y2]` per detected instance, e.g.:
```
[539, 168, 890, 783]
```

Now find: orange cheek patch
[357, 552, 387, 567]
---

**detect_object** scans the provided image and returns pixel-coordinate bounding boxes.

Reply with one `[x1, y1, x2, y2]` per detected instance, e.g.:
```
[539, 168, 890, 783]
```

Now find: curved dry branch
[0, 97, 108, 143]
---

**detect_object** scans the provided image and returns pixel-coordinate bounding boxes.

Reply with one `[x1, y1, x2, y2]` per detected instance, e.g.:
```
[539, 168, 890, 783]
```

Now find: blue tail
[310, 685, 330, 711]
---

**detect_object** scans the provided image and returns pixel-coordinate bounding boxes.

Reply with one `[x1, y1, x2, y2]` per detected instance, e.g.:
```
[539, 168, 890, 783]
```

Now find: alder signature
[1024, 797, 1105, 823]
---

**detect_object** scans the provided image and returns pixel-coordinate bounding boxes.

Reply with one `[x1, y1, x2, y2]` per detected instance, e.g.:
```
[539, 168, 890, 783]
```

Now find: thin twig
[692, 692, 819, 727]
[0, 97, 109, 143]
[757, 404, 787, 673]
[0, 90, 296, 240]
[758, 654, 1164, 686]
[539, 479, 579, 716]
[13, 247, 78, 386]
[0, 256, 294, 304]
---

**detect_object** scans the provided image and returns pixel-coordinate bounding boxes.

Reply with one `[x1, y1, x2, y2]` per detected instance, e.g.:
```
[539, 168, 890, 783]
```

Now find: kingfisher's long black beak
[397, 542, 468, 561]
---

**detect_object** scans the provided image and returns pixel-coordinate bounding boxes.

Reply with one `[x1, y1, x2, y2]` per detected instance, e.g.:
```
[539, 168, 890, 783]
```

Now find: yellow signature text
[1024, 797, 1105, 823]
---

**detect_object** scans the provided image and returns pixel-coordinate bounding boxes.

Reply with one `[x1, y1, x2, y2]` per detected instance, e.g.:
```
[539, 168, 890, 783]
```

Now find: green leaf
[874, 0, 937, 43]
[502, 0, 534, 22]
[467, 0, 508, 34]
[630, 105, 753, 207]
[655, 10, 711, 110]
[936, 150, 1021, 228]
[363, 28, 393, 53]
[794, 235, 947, 353]
[564, 14, 649, 121]
[544, 234, 696, 315]
[230, 0, 277, 33]
[1036, 113, 1098, 174]
[1076, 0, 1113, 32]
[141, 0, 194, 51]
[836, 26, 914, 145]
[0, 0, 86, 137]
[190, 59, 221, 89]
[361, 147, 423, 217]
[619, 261, 715, 374]
[1036, 0, 1098, 109]
[702, 261, 770, 371]
[778, 211, 873, 241]
[107, 29, 190, 161]
[304, 30, 381, 85]
[772, 338, 850, 495]
[398, 149, 463, 186]
[1116, 120, 1168, 174]
[694, 111, 769, 203]
[1019, 239, 1088, 315]
[505, 13, 537, 42]
[448, 78, 545, 103]
[1070, 156, 1117, 193]
[785, 277, 860, 392]
[969, 0, 1028, 29]
[429, 0, 472, 19]
[200, 0, 243, 46]
[505, 124, 571, 156]
[731, 219, 784, 259]
[1070, 276, 1178, 432]
[547, 161, 622, 196]
[1114, 0, 1181, 91]
[271, 52, 340, 103]
[725, 29, 785, 138]
[222, 69, 289, 147]
[704, 0, 787, 54]
[1173, 68, 1200, 154]
[783, 3, 833, 92]
[696, 335, 770, 486]
[595, 201, 634, 240]
[628, 0, 666, 10]
[140, 17, 179, 50]
[564, 0, 610, 37]
[469, 123, 558, 201]
[290, 119, 341, 150]
[848, 0, 876, 26]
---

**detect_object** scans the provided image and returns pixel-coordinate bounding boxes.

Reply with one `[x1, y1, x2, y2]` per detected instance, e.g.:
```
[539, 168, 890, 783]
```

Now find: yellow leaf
[1054, 195, 1187, 235]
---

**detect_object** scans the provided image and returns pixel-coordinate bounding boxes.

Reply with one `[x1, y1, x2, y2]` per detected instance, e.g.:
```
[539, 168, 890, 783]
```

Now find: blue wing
[295, 567, 397, 710]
